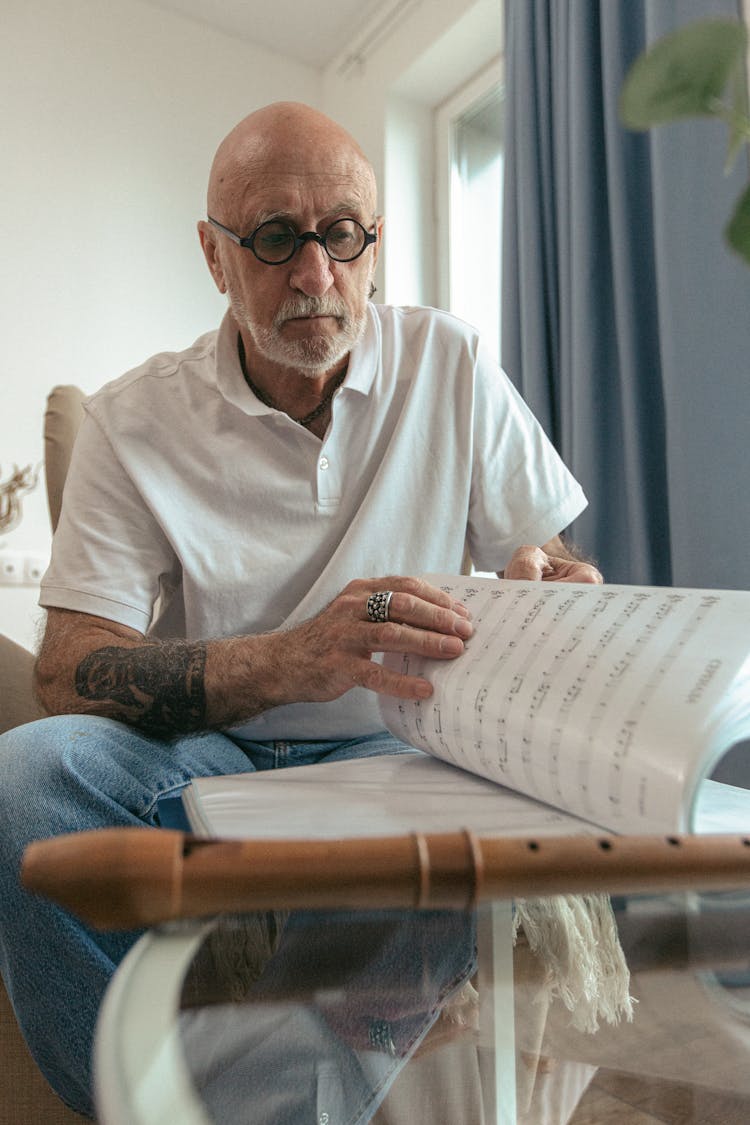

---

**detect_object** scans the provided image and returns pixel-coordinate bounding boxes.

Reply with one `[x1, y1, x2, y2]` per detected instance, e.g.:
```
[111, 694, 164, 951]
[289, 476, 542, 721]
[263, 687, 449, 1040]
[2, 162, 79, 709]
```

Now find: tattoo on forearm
[75, 642, 207, 736]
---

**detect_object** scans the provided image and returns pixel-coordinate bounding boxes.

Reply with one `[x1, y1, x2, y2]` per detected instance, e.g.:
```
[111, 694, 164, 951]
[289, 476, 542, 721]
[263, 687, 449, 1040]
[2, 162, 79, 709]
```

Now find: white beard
[229, 291, 369, 376]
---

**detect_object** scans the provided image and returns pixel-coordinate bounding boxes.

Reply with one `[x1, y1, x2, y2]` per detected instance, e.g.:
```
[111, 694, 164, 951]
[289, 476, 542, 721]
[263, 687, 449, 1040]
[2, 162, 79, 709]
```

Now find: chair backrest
[0, 635, 45, 734]
[0, 386, 86, 734]
[44, 385, 86, 532]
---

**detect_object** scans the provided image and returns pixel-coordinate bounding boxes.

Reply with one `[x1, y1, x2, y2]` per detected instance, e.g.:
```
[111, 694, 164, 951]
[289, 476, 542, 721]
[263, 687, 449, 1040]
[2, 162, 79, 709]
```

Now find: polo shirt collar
[340, 303, 379, 397]
[214, 311, 271, 417]
[213, 304, 380, 413]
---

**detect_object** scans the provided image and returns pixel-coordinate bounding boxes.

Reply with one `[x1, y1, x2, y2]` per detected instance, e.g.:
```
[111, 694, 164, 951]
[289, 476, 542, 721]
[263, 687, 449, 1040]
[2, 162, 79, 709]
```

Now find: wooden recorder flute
[21, 827, 750, 931]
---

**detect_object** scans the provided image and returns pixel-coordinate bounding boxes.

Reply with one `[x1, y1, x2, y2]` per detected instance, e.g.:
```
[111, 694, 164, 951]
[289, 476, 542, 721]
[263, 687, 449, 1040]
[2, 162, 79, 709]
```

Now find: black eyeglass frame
[207, 215, 378, 265]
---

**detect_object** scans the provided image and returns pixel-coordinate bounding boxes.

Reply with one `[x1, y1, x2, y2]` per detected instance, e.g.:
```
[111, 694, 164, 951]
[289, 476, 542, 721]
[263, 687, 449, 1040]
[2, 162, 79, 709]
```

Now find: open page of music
[379, 577, 750, 834]
[182, 752, 603, 840]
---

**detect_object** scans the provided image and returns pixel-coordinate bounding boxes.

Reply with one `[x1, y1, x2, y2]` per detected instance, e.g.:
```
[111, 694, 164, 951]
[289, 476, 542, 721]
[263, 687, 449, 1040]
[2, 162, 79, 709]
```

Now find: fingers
[276, 576, 474, 706]
[350, 659, 435, 700]
[361, 576, 471, 623]
[503, 546, 603, 585]
[541, 557, 603, 584]
[338, 576, 474, 702]
[503, 545, 550, 581]
[367, 619, 467, 659]
[384, 591, 474, 638]
[346, 576, 473, 637]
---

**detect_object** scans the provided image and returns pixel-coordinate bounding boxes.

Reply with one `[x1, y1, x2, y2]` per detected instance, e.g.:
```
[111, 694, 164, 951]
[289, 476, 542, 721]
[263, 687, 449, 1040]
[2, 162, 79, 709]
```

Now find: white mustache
[274, 297, 349, 326]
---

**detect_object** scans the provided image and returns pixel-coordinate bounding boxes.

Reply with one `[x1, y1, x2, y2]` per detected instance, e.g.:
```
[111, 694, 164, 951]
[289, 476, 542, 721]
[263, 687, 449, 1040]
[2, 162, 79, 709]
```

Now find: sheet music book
[182, 576, 750, 840]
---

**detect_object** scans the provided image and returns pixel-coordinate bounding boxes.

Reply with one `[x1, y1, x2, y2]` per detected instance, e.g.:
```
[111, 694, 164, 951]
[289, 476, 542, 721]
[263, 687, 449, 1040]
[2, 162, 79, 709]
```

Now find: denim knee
[0, 714, 169, 848]
[0, 713, 255, 848]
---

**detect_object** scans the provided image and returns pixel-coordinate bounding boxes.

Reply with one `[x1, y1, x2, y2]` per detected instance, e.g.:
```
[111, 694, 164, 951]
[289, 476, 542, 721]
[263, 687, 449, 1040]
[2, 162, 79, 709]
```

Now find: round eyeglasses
[207, 216, 377, 265]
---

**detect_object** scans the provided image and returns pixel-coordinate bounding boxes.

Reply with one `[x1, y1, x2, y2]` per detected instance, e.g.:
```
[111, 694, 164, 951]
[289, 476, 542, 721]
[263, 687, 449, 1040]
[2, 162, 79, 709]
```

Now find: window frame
[434, 56, 505, 317]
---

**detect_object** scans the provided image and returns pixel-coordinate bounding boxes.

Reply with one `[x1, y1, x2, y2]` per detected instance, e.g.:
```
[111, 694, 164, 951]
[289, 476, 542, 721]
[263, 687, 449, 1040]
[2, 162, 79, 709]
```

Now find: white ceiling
[140, 0, 389, 69]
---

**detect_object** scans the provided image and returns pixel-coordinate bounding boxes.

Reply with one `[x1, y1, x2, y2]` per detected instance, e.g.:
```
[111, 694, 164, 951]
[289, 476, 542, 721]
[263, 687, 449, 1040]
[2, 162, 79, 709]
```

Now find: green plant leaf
[725, 183, 750, 266]
[724, 63, 750, 171]
[620, 19, 748, 129]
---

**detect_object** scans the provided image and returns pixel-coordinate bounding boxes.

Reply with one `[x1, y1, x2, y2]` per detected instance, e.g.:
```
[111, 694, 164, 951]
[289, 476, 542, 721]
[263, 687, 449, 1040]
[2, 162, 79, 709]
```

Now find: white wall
[1, 0, 321, 647]
[383, 96, 436, 306]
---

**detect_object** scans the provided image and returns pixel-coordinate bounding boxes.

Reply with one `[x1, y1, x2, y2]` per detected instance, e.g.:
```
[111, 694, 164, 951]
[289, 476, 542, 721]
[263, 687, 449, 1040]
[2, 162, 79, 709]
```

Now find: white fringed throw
[513, 893, 635, 1033]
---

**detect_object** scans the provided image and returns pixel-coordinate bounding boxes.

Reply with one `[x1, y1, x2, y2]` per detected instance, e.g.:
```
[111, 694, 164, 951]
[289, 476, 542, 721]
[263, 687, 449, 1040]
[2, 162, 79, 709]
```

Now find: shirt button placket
[316, 452, 338, 506]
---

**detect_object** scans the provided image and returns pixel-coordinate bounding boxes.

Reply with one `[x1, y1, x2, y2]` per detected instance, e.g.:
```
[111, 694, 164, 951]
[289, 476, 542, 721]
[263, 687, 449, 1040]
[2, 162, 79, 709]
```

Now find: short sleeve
[466, 342, 587, 571]
[39, 411, 178, 632]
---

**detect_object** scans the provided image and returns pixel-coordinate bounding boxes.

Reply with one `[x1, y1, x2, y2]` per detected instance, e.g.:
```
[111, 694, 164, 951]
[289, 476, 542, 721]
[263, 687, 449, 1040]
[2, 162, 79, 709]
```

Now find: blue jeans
[0, 715, 411, 1117]
[179, 909, 477, 1125]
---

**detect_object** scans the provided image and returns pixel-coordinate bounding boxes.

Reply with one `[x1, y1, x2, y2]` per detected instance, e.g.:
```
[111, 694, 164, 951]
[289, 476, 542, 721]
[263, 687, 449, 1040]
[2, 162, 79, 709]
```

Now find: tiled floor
[520, 947, 750, 1125]
[569, 1070, 750, 1125]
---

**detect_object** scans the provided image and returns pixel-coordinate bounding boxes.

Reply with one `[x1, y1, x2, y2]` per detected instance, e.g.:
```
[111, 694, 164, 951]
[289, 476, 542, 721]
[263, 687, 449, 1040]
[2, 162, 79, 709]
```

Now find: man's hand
[502, 540, 603, 585]
[261, 576, 474, 708]
[36, 577, 473, 736]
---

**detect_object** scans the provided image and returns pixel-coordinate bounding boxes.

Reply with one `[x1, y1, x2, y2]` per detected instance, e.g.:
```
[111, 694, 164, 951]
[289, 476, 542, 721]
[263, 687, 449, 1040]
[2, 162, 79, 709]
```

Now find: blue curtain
[502, 0, 750, 588]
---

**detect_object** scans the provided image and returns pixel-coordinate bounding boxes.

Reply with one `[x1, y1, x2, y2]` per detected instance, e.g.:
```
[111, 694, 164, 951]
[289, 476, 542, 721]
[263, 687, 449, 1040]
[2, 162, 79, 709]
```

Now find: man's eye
[259, 231, 294, 248]
[326, 221, 361, 251]
[328, 229, 355, 245]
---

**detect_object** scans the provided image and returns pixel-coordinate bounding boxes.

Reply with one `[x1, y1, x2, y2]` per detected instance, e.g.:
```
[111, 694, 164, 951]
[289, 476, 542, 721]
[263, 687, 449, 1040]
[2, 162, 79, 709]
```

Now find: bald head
[207, 102, 377, 225]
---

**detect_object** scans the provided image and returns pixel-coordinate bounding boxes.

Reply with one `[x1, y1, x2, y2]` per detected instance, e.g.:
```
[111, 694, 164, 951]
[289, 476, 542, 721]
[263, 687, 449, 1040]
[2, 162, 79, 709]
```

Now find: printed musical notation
[381, 576, 750, 833]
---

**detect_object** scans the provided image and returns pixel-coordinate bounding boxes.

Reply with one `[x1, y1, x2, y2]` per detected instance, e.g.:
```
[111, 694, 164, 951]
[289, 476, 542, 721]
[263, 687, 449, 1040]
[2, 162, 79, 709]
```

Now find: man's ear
[373, 214, 385, 266]
[368, 215, 384, 297]
[197, 221, 228, 294]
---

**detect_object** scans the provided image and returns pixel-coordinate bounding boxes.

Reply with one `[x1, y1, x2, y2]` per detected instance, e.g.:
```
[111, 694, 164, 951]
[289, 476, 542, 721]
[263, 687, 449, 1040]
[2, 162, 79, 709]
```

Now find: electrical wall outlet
[0, 550, 49, 586]
[0, 554, 23, 584]
[24, 554, 48, 583]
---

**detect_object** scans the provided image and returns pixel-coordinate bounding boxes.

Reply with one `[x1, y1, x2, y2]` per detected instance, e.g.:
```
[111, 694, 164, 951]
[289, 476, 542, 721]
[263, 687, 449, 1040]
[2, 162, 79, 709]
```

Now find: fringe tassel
[513, 893, 635, 1034]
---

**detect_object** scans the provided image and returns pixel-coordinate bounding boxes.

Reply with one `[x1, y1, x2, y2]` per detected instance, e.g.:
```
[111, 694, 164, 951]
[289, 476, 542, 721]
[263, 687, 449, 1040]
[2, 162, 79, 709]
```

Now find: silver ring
[368, 1018, 397, 1056]
[366, 591, 393, 623]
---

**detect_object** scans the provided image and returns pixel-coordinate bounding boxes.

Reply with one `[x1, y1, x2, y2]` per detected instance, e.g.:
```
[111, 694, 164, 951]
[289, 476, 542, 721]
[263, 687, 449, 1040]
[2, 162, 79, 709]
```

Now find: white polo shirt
[41, 304, 586, 738]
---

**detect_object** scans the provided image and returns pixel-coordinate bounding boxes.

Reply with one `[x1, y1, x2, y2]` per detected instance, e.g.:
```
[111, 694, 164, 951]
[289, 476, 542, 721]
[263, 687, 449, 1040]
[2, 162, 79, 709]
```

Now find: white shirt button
[319, 456, 330, 471]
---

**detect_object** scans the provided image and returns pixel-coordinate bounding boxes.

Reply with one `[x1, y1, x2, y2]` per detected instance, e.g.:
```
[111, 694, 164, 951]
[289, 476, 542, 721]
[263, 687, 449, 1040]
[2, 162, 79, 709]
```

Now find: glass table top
[94, 888, 750, 1125]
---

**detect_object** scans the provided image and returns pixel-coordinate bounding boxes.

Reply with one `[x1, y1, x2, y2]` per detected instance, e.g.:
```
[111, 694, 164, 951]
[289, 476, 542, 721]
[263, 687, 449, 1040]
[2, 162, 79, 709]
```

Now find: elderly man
[0, 101, 599, 1116]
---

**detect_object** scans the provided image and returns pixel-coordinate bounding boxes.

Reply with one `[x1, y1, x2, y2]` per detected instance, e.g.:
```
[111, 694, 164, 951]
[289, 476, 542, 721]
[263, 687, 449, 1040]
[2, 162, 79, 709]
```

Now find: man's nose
[288, 239, 335, 296]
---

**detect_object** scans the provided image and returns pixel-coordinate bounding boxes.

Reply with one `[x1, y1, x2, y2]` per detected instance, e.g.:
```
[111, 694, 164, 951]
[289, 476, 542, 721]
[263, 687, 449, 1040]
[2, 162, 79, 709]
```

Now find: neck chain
[237, 334, 346, 428]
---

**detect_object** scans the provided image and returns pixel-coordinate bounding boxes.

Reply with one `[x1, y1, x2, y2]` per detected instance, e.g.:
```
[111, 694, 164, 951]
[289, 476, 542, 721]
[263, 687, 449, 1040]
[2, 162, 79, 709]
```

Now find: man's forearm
[36, 579, 473, 739]
[36, 613, 281, 738]
[73, 641, 210, 737]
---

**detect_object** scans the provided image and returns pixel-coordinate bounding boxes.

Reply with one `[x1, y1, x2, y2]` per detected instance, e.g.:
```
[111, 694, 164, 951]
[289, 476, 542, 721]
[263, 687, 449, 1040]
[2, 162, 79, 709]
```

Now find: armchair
[0, 385, 87, 1123]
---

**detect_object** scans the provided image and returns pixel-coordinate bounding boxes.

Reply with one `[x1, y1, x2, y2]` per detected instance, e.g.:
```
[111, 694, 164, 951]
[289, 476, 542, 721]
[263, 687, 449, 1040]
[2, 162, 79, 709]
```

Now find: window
[435, 59, 504, 362]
